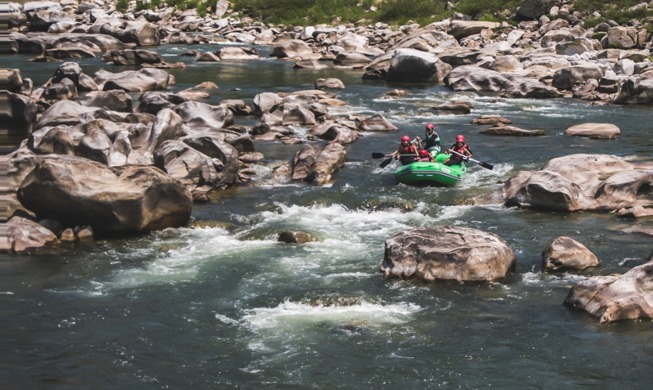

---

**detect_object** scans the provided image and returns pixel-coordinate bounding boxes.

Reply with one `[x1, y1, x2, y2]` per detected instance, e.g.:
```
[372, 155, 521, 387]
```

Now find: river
[1, 44, 652, 389]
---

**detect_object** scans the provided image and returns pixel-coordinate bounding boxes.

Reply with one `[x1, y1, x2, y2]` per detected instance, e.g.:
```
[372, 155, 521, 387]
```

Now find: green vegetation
[572, 0, 653, 26]
[134, 0, 211, 17]
[116, 0, 129, 12]
[128, 1, 653, 28]
[228, 0, 521, 26]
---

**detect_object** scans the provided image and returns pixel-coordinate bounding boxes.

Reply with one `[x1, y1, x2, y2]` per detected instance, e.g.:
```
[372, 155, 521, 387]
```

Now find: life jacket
[400, 144, 416, 154]
[450, 142, 471, 162]
[398, 144, 417, 164]
[424, 131, 440, 149]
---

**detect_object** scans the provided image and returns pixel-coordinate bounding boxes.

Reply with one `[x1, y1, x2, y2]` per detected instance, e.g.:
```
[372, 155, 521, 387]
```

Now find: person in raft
[392, 135, 419, 165]
[444, 134, 472, 166]
[418, 149, 435, 162]
[416, 123, 441, 152]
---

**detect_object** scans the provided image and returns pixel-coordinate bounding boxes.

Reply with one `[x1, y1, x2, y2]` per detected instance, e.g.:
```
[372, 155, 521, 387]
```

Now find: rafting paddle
[379, 157, 394, 168]
[449, 150, 494, 170]
[372, 152, 390, 159]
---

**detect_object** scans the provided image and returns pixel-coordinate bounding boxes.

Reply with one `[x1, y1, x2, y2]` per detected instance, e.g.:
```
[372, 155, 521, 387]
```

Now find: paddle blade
[372, 152, 386, 159]
[479, 161, 494, 170]
[380, 157, 394, 168]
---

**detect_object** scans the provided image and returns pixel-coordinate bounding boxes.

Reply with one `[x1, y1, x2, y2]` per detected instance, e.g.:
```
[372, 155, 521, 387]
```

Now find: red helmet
[401, 135, 411, 142]
[419, 149, 429, 157]
[425, 123, 434, 130]
[456, 134, 465, 142]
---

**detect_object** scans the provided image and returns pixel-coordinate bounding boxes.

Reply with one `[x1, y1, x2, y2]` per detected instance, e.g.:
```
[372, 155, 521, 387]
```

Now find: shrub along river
[1, 44, 652, 389]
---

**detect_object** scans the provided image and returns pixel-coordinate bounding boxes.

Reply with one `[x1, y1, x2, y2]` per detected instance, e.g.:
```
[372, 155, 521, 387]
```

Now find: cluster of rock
[5, 0, 653, 104]
[381, 225, 653, 324]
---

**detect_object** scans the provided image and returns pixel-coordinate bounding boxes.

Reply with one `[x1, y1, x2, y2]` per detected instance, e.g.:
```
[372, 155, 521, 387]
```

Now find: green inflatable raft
[395, 150, 466, 187]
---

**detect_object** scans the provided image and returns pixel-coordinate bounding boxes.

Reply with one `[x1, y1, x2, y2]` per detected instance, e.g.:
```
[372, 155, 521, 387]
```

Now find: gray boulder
[542, 236, 599, 272]
[381, 226, 516, 282]
[17, 156, 192, 237]
[564, 261, 653, 323]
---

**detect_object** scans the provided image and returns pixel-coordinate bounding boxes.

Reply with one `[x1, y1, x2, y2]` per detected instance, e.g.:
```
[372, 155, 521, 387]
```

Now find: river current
[1, 44, 652, 389]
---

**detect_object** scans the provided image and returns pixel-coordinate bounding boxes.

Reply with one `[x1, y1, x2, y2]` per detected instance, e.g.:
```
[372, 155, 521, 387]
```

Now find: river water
[1, 44, 652, 389]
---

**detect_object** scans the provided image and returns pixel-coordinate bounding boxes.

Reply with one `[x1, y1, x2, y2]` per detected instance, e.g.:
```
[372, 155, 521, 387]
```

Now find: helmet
[401, 135, 411, 142]
[419, 149, 429, 157]
[425, 123, 434, 130]
[456, 135, 465, 143]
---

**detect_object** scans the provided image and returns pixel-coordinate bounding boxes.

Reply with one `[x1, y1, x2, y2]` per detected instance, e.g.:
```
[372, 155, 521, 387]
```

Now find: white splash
[242, 299, 421, 331]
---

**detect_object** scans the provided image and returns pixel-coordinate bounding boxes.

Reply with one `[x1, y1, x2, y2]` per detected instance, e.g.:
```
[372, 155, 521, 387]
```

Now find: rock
[564, 123, 620, 140]
[380, 225, 516, 282]
[448, 20, 500, 40]
[84, 90, 133, 112]
[17, 156, 192, 237]
[517, 0, 560, 20]
[0, 91, 38, 137]
[503, 154, 653, 213]
[291, 143, 319, 181]
[472, 115, 512, 125]
[311, 122, 359, 144]
[5, 216, 58, 254]
[358, 113, 398, 131]
[432, 100, 473, 114]
[270, 39, 315, 59]
[614, 77, 653, 104]
[315, 78, 345, 90]
[278, 231, 318, 244]
[60, 228, 75, 242]
[253, 92, 283, 115]
[552, 65, 605, 90]
[154, 135, 240, 189]
[542, 236, 599, 272]
[386, 48, 448, 83]
[307, 142, 346, 185]
[174, 101, 234, 130]
[481, 123, 546, 136]
[34, 100, 99, 130]
[446, 65, 562, 99]
[108, 49, 164, 66]
[564, 261, 653, 323]
[97, 68, 172, 92]
[217, 46, 259, 60]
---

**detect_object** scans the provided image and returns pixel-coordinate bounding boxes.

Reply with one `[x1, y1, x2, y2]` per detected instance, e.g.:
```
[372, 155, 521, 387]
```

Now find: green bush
[116, 0, 129, 12]
[573, 0, 653, 26]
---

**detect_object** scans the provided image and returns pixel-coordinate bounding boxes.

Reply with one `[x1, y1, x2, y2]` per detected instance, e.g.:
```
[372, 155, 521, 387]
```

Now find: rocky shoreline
[1, 0, 653, 323]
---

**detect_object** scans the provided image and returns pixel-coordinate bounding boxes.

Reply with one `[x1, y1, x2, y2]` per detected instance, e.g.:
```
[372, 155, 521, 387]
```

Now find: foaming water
[242, 299, 422, 332]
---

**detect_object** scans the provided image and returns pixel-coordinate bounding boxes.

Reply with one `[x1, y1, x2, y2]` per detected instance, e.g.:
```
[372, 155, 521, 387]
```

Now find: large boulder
[0, 91, 38, 137]
[4, 216, 58, 254]
[564, 261, 653, 323]
[386, 48, 449, 83]
[154, 135, 240, 189]
[516, 0, 561, 20]
[446, 65, 563, 98]
[564, 123, 620, 140]
[174, 101, 234, 130]
[96, 68, 172, 92]
[614, 77, 653, 104]
[381, 225, 516, 282]
[17, 156, 192, 237]
[503, 154, 653, 213]
[552, 65, 605, 90]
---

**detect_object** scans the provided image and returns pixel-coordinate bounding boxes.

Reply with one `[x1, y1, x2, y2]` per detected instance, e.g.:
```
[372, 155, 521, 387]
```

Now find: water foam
[242, 299, 421, 331]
